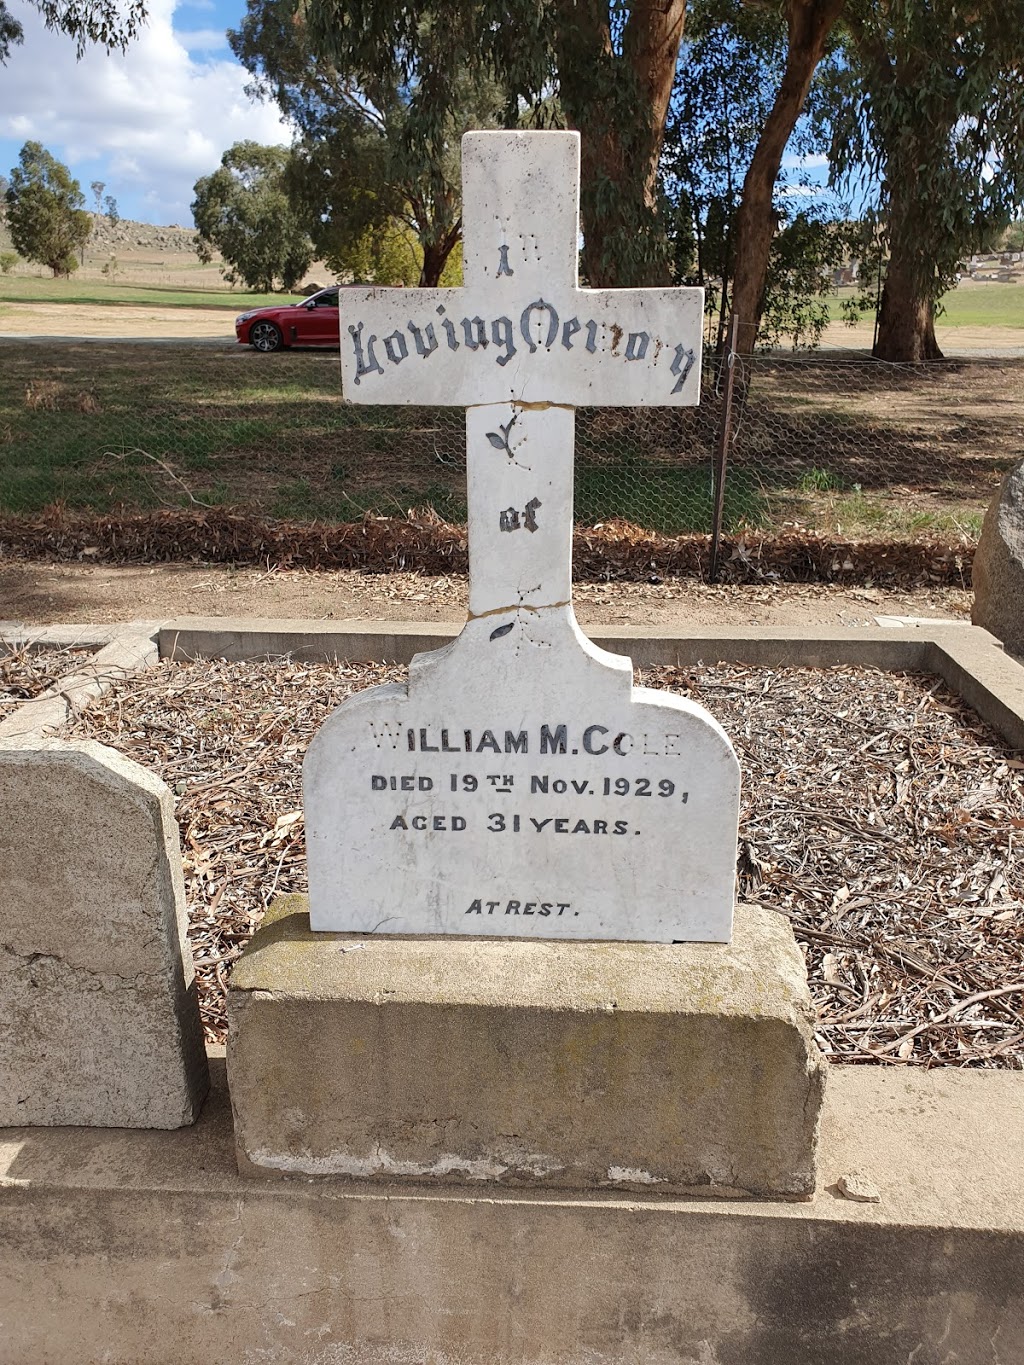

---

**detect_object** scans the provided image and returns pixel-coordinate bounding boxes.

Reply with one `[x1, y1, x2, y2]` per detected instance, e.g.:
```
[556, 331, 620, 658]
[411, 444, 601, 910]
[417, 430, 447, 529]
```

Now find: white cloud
[781, 153, 830, 171]
[176, 28, 232, 52]
[0, 0, 291, 224]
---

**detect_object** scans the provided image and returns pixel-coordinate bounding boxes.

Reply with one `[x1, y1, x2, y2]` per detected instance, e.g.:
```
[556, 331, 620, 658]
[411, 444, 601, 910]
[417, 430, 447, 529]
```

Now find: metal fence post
[709, 314, 740, 584]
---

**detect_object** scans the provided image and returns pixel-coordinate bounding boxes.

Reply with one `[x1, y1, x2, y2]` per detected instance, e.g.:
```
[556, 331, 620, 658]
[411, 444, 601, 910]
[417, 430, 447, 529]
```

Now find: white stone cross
[304, 131, 740, 943]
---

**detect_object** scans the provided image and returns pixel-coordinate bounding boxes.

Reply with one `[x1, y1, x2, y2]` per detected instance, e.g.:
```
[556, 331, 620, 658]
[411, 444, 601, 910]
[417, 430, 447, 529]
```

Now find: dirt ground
[816, 318, 1024, 356]
[0, 301, 234, 340]
[2, 299, 1023, 356]
[0, 558, 972, 628]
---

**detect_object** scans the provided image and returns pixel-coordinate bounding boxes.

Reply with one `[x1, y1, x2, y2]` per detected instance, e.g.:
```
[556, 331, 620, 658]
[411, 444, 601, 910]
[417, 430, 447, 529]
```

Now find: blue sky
[0, 0, 289, 225]
[0, 6, 838, 232]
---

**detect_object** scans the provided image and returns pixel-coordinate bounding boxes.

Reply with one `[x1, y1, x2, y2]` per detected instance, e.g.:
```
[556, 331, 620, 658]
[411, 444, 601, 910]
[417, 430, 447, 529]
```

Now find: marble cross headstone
[304, 130, 740, 942]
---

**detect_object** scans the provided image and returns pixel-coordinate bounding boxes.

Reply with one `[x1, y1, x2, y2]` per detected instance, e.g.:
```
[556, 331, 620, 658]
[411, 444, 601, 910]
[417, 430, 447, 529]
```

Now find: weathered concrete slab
[1, 1057, 1022, 1364]
[0, 739, 208, 1127]
[0, 629, 159, 741]
[227, 895, 825, 1197]
[159, 616, 938, 666]
[0, 622, 163, 652]
[925, 625, 1024, 750]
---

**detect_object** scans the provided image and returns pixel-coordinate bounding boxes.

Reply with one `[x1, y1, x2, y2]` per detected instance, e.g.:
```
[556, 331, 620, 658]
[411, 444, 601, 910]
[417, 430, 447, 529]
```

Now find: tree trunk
[419, 240, 448, 288]
[872, 181, 943, 361]
[872, 270, 943, 362]
[556, 0, 686, 287]
[417, 219, 461, 288]
[729, 0, 846, 355]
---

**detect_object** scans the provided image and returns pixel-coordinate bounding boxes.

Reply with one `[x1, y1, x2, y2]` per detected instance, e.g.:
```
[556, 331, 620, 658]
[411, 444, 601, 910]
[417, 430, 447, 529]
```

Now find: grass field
[833, 281, 1024, 329]
[0, 275, 302, 311]
[3, 233, 1021, 330]
[0, 340, 1014, 539]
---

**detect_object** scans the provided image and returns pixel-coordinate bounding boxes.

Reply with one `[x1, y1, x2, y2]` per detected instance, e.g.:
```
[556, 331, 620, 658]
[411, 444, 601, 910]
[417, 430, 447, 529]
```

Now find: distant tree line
[191, 0, 1024, 362]
[5, 0, 1021, 362]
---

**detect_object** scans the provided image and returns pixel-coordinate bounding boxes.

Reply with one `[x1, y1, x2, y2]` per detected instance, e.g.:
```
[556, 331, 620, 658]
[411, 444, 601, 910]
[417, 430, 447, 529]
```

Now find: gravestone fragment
[0, 739, 208, 1128]
[973, 460, 1024, 655]
[304, 131, 740, 942]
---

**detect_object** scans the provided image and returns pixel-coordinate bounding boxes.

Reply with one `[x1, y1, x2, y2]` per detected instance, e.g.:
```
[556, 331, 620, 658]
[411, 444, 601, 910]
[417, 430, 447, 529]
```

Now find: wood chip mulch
[0, 644, 95, 717]
[64, 658, 1023, 1067]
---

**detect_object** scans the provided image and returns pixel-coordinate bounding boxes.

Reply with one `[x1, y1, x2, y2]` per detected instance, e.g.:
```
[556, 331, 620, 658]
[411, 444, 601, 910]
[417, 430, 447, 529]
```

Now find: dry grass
[24, 381, 101, 414]
[64, 657, 1023, 1066]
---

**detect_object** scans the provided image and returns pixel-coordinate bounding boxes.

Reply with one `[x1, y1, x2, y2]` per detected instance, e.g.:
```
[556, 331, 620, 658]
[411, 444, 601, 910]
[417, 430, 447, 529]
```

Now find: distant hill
[88, 214, 198, 253]
[0, 212, 198, 258]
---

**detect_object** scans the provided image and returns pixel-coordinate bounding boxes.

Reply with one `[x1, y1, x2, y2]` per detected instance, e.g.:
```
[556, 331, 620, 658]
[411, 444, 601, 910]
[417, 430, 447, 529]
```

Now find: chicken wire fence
[0, 342, 1016, 547]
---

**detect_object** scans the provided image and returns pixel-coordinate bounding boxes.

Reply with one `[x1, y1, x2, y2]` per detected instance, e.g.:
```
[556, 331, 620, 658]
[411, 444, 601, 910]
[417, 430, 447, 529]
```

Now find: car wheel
[250, 321, 283, 353]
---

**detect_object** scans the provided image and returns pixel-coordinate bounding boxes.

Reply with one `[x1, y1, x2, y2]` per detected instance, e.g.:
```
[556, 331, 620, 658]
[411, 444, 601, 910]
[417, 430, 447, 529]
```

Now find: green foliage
[0, 0, 147, 62]
[663, 0, 850, 349]
[5, 142, 91, 277]
[299, 0, 683, 286]
[230, 0, 505, 285]
[329, 212, 462, 286]
[0, 6, 20, 61]
[340, 220, 420, 286]
[0, 250, 18, 274]
[797, 466, 843, 493]
[833, 0, 1024, 312]
[664, 0, 788, 265]
[192, 142, 314, 293]
[760, 210, 865, 350]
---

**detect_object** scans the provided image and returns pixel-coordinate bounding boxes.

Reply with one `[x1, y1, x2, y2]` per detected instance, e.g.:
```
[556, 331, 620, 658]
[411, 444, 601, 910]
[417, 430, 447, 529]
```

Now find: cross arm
[340, 285, 704, 408]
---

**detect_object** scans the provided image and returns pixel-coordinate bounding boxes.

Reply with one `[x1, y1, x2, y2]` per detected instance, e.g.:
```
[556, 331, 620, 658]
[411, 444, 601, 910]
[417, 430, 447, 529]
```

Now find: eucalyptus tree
[725, 0, 847, 354]
[833, 0, 1024, 361]
[231, 0, 504, 285]
[192, 142, 315, 292]
[299, 0, 688, 287]
[0, 0, 147, 62]
[663, 0, 851, 351]
[6, 142, 91, 277]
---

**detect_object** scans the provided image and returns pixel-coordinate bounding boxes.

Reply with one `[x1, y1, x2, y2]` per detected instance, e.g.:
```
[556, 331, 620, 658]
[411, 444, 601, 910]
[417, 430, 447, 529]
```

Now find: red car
[235, 287, 341, 352]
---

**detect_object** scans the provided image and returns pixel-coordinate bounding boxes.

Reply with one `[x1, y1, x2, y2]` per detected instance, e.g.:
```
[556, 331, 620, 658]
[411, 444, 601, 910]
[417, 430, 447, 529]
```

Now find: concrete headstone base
[226, 895, 826, 1198]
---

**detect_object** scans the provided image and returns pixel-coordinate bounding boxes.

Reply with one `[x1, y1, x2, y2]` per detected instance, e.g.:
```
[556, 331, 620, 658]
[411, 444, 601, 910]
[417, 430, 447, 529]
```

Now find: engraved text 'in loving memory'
[348, 298, 697, 395]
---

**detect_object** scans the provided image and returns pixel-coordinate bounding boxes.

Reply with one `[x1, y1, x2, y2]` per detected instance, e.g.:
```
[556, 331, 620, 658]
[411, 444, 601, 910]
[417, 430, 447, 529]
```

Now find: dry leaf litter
[64, 658, 1023, 1065]
[1, 505, 971, 586]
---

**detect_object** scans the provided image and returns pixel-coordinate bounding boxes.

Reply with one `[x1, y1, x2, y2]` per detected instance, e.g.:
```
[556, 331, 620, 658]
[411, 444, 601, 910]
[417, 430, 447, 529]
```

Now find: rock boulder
[973, 462, 1024, 654]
